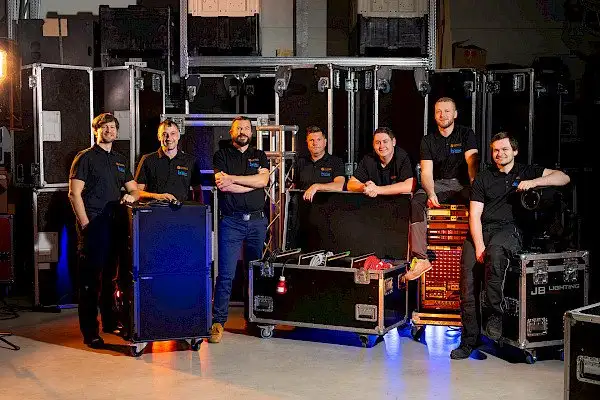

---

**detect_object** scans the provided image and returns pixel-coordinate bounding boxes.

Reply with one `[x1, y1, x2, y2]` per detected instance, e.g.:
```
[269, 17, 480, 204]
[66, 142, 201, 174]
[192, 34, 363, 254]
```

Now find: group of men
[69, 96, 570, 359]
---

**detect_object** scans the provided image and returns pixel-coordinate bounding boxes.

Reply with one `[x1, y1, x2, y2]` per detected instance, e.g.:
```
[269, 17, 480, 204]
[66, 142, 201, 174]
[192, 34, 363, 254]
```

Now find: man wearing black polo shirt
[450, 132, 570, 360]
[135, 119, 201, 202]
[409, 97, 479, 280]
[348, 127, 429, 280]
[294, 126, 345, 201]
[209, 116, 269, 344]
[69, 113, 139, 348]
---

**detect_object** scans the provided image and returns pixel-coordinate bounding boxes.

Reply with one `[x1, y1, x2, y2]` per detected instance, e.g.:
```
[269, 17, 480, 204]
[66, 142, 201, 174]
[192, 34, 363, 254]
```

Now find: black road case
[249, 252, 408, 345]
[251, 191, 412, 346]
[500, 250, 589, 363]
[93, 66, 165, 168]
[14, 64, 93, 187]
[122, 202, 212, 356]
[564, 303, 600, 400]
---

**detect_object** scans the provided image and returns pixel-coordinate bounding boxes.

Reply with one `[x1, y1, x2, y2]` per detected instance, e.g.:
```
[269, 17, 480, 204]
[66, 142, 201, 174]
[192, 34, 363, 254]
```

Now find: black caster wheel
[411, 325, 424, 341]
[359, 335, 369, 348]
[190, 339, 202, 351]
[524, 350, 537, 364]
[130, 343, 147, 357]
[259, 326, 274, 339]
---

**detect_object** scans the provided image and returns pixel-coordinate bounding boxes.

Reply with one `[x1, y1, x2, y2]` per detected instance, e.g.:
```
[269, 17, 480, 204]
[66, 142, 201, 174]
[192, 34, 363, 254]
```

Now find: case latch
[533, 259, 549, 285]
[260, 262, 274, 278]
[563, 258, 578, 283]
[134, 76, 144, 91]
[151, 74, 161, 92]
[28, 75, 37, 89]
[354, 268, 370, 285]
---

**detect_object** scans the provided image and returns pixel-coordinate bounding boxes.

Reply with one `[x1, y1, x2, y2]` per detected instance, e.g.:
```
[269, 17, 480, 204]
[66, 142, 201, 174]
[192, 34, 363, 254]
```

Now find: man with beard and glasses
[450, 132, 570, 360]
[408, 97, 479, 281]
[209, 116, 270, 344]
[294, 126, 345, 201]
[135, 119, 202, 203]
[69, 113, 139, 348]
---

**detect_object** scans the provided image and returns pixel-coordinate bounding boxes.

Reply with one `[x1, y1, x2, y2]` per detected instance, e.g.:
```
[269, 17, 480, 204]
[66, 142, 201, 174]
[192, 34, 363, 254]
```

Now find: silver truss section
[257, 125, 298, 253]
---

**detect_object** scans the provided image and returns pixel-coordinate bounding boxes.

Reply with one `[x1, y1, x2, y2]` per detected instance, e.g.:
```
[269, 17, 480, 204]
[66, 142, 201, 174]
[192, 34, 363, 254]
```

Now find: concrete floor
[0, 305, 565, 400]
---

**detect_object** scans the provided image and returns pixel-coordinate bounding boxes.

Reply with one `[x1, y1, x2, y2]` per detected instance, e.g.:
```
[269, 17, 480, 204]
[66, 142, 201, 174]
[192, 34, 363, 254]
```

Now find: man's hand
[475, 245, 486, 264]
[215, 171, 234, 190]
[158, 193, 177, 202]
[517, 179, 538, 192]
[303, 184, 321, 202]
[364, 181, 379, 198]
[120, 193, 136, 204]
[427, 193, 441, 208]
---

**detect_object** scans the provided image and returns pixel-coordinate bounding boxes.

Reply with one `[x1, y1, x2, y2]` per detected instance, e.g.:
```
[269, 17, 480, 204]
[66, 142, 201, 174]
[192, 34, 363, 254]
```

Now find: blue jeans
[212, 215, 268, 325]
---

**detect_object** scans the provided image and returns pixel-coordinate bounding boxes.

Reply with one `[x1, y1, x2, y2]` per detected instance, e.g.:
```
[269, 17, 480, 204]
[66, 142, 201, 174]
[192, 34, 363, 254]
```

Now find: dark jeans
[212, 215, 268, 325]
[459, 223, 522, 346]
[76, 209, 124, 340]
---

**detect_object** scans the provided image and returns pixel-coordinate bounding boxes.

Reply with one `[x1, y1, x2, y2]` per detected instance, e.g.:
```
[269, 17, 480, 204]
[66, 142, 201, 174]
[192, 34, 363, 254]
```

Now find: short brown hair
[491, 131, 519, 151]
[373, 127, 395, 140]
[92, 113, 119, 132]
[435, 97, 456, 109]
[306, 126, 325, 138]
[158, 118, 180, 136]
[230, 115, 252, 132]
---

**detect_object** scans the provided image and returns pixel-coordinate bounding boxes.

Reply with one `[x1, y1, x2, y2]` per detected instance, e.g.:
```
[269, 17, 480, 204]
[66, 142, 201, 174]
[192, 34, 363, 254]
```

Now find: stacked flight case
[485, 68, 565, 167]
[121, 202, 212, 357]
[564, 303, 600, 399]
[93, 66, 166, 168]
[500, 250, 589, 363]
[411, 205, 468, 338]
[12, 64, 93, 308]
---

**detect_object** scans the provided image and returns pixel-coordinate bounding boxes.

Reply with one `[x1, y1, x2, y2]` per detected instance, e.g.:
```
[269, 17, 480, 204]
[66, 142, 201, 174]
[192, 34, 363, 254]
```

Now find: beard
[436, 119, 454, 129]
[234, 134, 250, 146]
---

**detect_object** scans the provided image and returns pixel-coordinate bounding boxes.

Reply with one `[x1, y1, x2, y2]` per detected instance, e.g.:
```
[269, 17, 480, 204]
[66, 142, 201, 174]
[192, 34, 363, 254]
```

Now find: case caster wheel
[559, 349, 564, 361]
[359, 335, 370, 348]
[190, 338, 202, 351]
[259, 325, 274, 339]
[524, 350, 537, 364]
[411, 325, 424, 341]
[130, 342, 147, 357]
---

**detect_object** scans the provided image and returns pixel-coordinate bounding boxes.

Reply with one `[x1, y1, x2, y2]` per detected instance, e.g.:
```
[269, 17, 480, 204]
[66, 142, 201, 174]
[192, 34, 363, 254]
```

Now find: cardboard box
[453, 41, 487, 68]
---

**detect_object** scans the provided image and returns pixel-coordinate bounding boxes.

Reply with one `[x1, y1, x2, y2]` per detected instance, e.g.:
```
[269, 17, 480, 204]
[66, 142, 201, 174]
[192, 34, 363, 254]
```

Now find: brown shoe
[404, 258, 432, 281]
[208, 322, 224, 343]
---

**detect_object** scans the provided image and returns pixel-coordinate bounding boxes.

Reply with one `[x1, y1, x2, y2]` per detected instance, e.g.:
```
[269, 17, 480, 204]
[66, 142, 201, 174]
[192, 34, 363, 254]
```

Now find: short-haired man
[409, 97, 479, 280]
[451, 132, 570, 360]
[69, 113, 139, 348]
[294, 126, 345, 201]
[209, 116, 270, 343]
[135, 119, 201, 202]
[347, 127, 430, 280]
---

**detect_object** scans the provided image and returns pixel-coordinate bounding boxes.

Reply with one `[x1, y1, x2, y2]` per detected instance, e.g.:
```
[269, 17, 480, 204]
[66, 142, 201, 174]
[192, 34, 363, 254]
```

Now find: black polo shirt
[294, 153, 345, 190]
[471, 162, 545, 226]
[213, 145, 269, 215]
[135, 148, 201, 202]
[70, 144, 134, 219]
[353, 146, 413, 186]
[421, 124, 478, 185]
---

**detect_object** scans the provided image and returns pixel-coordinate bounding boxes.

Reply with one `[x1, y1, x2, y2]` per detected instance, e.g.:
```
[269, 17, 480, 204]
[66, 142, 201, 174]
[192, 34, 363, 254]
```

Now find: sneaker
[404, 258, 432, 281]
[208, 322, 224, 343]
[450, 343, 474, 360]
[485, 315, 503, 340]
[83, 336, 105, 349]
